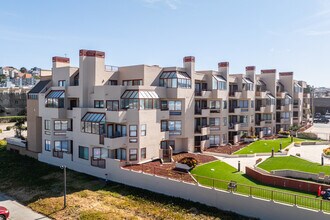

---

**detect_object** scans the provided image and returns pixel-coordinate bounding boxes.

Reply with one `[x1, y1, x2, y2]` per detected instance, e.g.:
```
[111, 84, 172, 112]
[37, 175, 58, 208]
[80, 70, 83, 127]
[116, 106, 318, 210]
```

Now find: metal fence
[193, 174, 330, 213]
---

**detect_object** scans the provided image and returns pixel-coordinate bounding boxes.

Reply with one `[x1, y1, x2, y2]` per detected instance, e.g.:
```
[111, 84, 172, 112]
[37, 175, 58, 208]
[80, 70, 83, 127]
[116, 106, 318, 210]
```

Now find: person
[318, 186, 322, 197]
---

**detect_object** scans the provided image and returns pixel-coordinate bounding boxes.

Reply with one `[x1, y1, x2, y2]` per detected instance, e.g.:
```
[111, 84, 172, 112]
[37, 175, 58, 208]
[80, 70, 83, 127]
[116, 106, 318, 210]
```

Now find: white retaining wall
[38, 154, 330, 220]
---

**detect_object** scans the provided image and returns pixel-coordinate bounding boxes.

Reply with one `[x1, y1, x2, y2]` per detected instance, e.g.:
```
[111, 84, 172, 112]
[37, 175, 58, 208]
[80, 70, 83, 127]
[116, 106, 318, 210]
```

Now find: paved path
[0, 123, 27, 140]
[216, 155, 270, 173]
[288, 144, 330, 165]
[0, 193, 49, 220]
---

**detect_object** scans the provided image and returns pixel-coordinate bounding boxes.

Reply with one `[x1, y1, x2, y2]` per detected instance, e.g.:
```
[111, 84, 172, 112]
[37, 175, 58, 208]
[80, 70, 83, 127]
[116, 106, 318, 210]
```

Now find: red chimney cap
[279, 72, 293, 76]
[261, 69, 276, 74]
[79, 49, 105, 58]
[183, 56, 195, 63]
[218, 62, 229, 68]
[246, 66, 255, 71]
[52, 56, 70, 63]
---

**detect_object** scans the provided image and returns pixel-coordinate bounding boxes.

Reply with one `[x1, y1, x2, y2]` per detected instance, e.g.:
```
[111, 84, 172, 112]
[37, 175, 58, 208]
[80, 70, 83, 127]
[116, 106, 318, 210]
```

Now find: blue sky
[0, 0, 329, 86]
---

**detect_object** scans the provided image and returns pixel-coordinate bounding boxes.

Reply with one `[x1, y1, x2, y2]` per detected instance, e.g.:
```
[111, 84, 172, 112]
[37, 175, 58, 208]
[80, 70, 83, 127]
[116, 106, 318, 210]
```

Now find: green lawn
[258, 156, 330, 175]
[191, 161, 330, 211]
[234, 138, 310, 154]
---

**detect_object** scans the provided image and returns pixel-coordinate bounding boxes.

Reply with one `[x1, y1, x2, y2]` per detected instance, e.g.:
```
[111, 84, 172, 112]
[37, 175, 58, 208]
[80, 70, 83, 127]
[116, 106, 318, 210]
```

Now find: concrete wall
[38, 154, 330, 220]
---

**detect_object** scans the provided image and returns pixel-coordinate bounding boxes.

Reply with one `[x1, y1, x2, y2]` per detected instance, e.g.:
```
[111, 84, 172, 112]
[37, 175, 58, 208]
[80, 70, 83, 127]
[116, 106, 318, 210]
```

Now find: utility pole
[60, 165, 67, 208]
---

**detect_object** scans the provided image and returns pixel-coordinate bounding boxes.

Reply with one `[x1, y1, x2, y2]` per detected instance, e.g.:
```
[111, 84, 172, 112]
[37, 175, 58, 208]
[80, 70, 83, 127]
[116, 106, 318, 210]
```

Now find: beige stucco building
[26, 49, 311, 167]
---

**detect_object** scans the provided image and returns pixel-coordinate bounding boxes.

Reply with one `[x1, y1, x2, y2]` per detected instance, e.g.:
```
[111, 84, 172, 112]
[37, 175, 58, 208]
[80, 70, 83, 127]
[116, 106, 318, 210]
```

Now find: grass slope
[234, 138, 306, 154]
[258, 156, 330, 175]
[0, 144, 251, 220]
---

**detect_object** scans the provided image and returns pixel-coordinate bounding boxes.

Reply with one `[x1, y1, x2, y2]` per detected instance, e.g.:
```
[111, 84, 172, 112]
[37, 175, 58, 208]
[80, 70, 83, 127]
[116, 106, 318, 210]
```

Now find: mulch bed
[123, 153, 217, 183]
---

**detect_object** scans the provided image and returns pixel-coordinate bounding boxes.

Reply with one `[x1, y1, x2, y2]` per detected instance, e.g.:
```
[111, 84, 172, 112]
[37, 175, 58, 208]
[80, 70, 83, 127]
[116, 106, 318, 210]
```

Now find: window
[141, 124, 146, 136]
[81, 112, 105, 134]
[108, 80, 118, 85]
[106, 100, 119, 111]
[58, 80, 66, 87]
[209, 135, 220, 146]
[79, 146, 89, 160]
[168, 100, 182, 115]
[45, 140, 51, 151]
[123, 79, 143, 86]
[92, 147, 108, 159]
[168, 121, 181, 135]
[161, 140, 175, 150]
[161, 120, 168, 132]
[209, 118, 220, 130]
[161, 101, 168, 110]
[129, 125, 137, 137]
[45, 90, 65, 108]
[212, 75, 227, 90]
[210, 100, 221, 112]
[251, 100, 254, 108]
[45, 120, 50, 130]
[73, 74, 79, 86]
[239, 100, 249, 108]
[54, 141, 69, 152]
[107, 124, 127, 138]
[223, 101, 227, 109]
[94, 100, 104, 108]
[54, 120, 68, 131]
[110, 148, 126, 160]
[121, 90, 159, 110]
[223, 117, 227, 126]
[129, 149, 138, 161]
[141, 148, 146, 159]
[159, 71, 191, 89]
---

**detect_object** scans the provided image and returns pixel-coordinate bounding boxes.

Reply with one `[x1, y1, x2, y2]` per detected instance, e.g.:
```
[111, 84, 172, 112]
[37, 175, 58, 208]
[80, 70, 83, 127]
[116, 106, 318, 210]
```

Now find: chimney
[183, 56, 195, 77]
[246, 66, 256, 83]
[52, 56, 70, 68]
[218, 62, 229, 80]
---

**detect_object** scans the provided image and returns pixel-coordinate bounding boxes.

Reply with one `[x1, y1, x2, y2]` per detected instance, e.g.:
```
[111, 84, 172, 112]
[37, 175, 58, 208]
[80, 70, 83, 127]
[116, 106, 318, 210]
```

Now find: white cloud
[142, 0, 181, 10]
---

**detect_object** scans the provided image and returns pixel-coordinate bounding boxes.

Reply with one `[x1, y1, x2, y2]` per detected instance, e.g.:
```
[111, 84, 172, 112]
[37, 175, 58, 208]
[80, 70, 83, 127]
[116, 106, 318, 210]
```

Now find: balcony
[195, 90, 212, 98]
[280, 118, 291, 124]
[201, 108, 210, 117]
[229, 123, 240, 131]
[229, 91, 242, 99]
[242, 90, 254, 99]
[195, 125, 210, 135]
[265, 105, 274, 113]
[277, 92, 286, 99]
[104, 136, 127, 148]
[255, 106, 266, 113]
[210, 108, 221, 114]
[284, 105, 292, 112]
[255, 91, 268, 99]
[53, 150, 63, 159]
[91, 157, 106, 169]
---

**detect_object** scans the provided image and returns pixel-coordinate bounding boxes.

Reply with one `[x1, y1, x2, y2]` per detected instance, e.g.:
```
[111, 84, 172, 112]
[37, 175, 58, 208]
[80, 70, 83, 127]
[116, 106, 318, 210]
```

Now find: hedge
[0, 116, 27, 123]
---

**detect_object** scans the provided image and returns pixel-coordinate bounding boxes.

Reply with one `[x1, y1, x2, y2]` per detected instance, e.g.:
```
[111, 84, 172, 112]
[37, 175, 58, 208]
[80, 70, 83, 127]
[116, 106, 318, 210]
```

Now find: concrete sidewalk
[0, 193, 50, 220]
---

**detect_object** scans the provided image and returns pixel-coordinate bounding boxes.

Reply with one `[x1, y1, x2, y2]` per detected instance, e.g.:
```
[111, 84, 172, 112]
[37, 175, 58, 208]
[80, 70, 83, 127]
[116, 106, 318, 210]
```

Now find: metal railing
[192, 174, 330, 212]
[91, 157, 106, 169]
[105, 65, 119, 72]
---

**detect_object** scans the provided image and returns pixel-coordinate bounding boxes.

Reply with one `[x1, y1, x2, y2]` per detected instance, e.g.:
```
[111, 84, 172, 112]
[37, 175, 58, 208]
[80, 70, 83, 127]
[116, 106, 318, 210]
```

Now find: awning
[294, 83, 302, 88]
[81, 112, 105, 122]
[285, 93, 292, 99]
[121, 90, 159, 99]
[257, 80, 266, 86]
[46, 90, 65, 98]
[160, 71, 190, 79]
[213, 75, 226, 82]
[243, 78, 254, 84]
[267, 93, 276, 99]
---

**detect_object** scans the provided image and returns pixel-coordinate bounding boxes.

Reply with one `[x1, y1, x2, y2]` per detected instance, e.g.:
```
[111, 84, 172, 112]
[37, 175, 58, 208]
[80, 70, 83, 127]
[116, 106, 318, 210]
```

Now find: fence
[192, 174, 330, 213]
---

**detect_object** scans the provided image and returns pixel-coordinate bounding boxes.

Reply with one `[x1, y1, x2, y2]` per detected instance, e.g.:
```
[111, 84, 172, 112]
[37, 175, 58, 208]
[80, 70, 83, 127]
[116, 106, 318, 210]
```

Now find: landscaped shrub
[0, 129, 2, 133]
[278, 131, 290, 135]
[0, 140, 7, 147]
[255, 158, 262, 164]
[179, 157, 198, 168]
[6, 126, 11, 131]
[297, 132, 318, 140]
[323, 147, 330, 155]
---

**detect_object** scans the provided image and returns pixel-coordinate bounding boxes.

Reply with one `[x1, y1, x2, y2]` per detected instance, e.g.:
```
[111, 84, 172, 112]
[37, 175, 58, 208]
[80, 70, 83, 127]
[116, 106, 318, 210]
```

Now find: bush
[255, 158, 262, 164]
[278, 131, 290, 135]
[179, 157, 198, 168]
[297, 132, 318, 140]
[0, 140, 7, 147]
[6, 126, 11, 131]
[323, 147, 330, 155]
[0, 129, 2, 133]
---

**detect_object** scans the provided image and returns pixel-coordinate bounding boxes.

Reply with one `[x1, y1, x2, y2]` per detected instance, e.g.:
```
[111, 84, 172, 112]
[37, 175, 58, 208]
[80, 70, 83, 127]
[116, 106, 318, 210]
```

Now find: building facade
[26, 49, 311, 167]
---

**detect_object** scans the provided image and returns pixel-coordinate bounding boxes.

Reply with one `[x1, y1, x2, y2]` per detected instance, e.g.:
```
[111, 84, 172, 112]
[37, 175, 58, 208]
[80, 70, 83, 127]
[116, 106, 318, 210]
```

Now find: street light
[60, 165, 67, 208]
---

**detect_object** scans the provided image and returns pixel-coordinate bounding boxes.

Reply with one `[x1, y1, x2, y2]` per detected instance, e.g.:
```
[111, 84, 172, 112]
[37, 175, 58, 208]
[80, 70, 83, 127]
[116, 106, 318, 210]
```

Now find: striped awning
[213, 75, 226, 82]
[46, 90, 65, 98]
[243, 78, 254, 84]
[121, 90, 159, 99]
[81, 112, 105, 122]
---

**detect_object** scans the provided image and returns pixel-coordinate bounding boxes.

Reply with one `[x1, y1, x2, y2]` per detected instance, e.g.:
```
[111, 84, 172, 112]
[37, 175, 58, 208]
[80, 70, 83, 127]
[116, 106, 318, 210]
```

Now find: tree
[14, 118, 27, 139]
[20, 67, 27, 73]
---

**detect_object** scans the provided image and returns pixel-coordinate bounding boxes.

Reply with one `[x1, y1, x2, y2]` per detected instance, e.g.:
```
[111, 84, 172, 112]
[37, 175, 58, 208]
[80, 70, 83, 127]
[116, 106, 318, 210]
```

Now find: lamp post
[238, 161, 241, 172]
[60, 165, 67, 208]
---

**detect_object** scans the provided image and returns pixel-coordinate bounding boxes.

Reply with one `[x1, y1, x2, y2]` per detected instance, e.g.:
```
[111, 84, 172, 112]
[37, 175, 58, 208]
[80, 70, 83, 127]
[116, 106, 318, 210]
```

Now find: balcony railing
[53, 150, 63, 158]
[91, 157, 106, 169]
[105, 65, 119, 72]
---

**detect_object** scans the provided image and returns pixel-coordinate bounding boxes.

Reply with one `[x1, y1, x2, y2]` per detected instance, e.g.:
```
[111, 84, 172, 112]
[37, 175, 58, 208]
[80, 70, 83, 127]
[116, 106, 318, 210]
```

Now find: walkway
[0, 193, 50, 220]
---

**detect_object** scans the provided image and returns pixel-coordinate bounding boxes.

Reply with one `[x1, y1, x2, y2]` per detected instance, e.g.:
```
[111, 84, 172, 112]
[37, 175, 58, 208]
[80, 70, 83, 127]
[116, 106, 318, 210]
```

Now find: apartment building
[26, 49, 311, 167]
